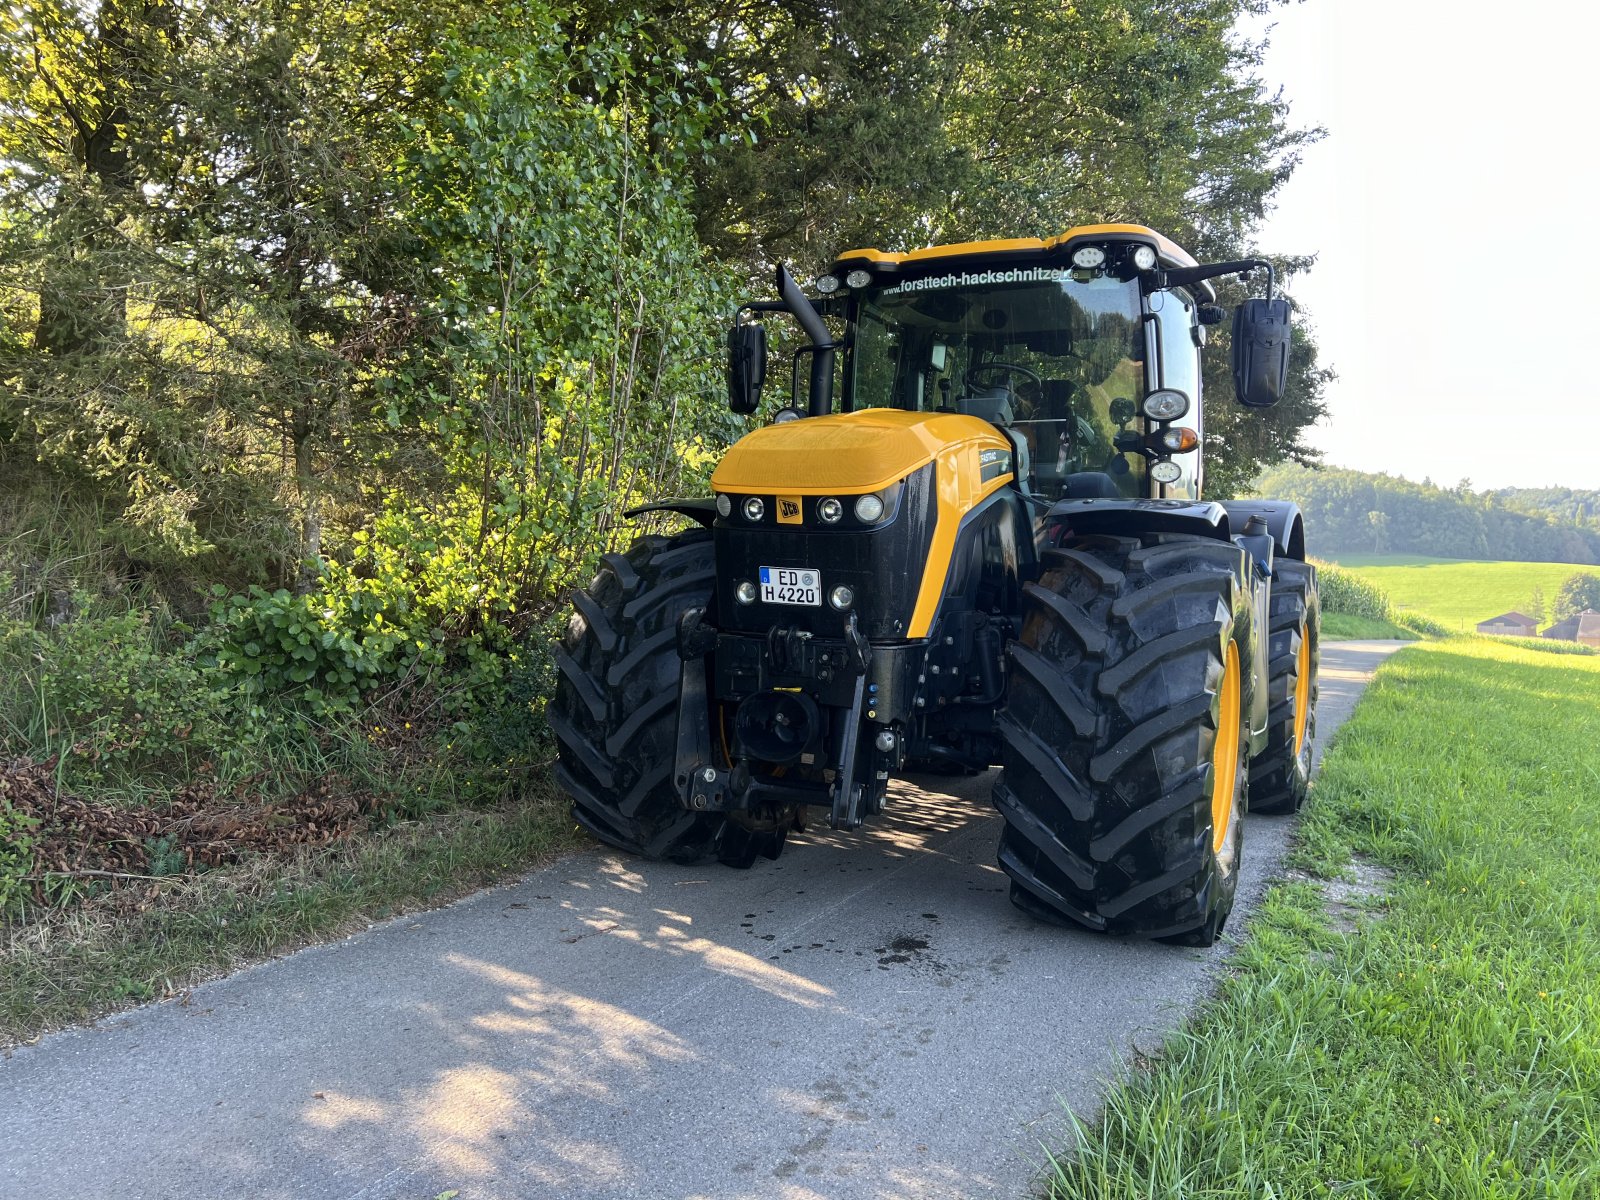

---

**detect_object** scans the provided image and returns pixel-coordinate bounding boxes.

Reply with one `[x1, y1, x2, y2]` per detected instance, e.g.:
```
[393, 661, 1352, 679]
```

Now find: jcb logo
[777, 497, 803, 524]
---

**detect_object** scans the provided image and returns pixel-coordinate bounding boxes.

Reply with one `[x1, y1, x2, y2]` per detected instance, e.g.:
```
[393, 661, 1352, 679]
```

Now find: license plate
[759, 566, 821, 606]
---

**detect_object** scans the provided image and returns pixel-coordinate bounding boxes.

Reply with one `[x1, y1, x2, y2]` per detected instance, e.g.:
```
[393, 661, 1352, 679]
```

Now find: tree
[1554, 572, 1600, 620]
[1368, 510, 1390, 554]
[1529, 585, 1546, 625]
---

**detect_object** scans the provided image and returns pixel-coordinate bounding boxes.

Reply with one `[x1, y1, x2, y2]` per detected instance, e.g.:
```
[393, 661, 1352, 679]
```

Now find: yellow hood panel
[711, 409, 1010, 496]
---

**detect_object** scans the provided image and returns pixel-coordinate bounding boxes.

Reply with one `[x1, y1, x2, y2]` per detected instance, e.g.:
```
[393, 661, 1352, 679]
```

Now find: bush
[206, 583, 436, 718]
[1311, 560, 1393, 621]
[0, 603, 258, 788]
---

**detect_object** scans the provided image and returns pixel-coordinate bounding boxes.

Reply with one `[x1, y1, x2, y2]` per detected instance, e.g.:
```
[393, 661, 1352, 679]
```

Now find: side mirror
[1231, 298, 1291, 408]
[727, 323, 767, 414]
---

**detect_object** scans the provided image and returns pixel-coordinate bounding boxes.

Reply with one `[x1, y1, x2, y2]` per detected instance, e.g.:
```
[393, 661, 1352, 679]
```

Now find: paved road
[0, 642, 1405, 1200]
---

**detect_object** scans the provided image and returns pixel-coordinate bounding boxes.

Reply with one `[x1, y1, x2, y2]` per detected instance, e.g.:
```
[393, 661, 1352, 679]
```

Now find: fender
[623, 497, 718, 527]
[1041, 498, 1232, 548]
[1218, 499, 1306, 562]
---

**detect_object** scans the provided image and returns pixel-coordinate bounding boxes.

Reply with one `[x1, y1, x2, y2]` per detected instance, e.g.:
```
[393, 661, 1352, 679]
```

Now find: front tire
[995, 534, 1254, 946]
[550, 528, 724, 861]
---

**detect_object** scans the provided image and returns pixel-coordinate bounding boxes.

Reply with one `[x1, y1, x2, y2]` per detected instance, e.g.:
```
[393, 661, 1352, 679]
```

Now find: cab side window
[1152, 290, 1201, 497]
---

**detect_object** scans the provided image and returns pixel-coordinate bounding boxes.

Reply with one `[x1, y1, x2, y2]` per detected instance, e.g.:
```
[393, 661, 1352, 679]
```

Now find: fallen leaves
[2, 757, 380, 907]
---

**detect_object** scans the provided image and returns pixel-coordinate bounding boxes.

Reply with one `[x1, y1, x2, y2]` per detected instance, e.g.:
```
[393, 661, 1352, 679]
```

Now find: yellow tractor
[551, 224, 1319, 945]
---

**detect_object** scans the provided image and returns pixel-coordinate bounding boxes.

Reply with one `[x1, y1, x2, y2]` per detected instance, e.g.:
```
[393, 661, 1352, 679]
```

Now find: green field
[1325, 554, 1595, 632]
[1048, 637, 1600, 1197]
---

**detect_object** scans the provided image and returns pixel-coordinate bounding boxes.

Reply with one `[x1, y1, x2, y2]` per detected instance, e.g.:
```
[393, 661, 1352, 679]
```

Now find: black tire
[1247, 559, 1320, 815]
[550, 528, 724, 861]
[995, 534, 1254, 945]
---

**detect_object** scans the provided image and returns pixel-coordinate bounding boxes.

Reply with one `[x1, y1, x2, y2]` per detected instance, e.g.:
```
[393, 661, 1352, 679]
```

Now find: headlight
[1141, 389, 1190, 421]
[817, 497, 843, 523]
[716, 494, 732, 518]
[814, 274, 841, 294]
[1151, 461, 1183, 484]
[845, 268, 872, 290]
[742, 497, 765, 521]
[736, 581, 758, 604]
[853, 493, 886, 523]
[829, 585, 854, 610]
[1071, 246, 1106, 269]
[1131, 244, 1158, 271]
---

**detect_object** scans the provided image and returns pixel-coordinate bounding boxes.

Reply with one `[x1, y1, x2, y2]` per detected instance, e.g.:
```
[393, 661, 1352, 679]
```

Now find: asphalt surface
[0, 641, 1405, 1200]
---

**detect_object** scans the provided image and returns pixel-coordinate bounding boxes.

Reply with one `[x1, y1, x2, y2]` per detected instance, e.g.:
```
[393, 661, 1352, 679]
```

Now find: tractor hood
[711, 409, 1010, 496]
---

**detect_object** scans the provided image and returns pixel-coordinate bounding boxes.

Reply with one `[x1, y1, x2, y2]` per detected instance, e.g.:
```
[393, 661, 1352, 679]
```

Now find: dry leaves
[2, 757, 379, 905]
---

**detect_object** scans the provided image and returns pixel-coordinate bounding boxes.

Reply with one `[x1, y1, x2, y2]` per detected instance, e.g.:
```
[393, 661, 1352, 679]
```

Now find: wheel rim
[1292, 624, 1312, 755]
[1211, 640, 1242, 856]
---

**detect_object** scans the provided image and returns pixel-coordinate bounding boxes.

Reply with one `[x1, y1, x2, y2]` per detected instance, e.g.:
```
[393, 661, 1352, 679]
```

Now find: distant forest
[1254, 465, 1600, 564]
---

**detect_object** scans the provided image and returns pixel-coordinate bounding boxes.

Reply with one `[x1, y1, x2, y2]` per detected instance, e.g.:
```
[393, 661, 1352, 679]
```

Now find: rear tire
[551, 528, 724, 861]
[995, 534, 1254, 945]
[1247, 559, 1320, 816]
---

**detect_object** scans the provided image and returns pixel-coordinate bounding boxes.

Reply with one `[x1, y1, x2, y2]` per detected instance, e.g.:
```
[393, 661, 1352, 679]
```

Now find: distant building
[1544, 613, 1584, 641]
[1543, 610, 1600, 643]
[1476, 611, 1538, 637]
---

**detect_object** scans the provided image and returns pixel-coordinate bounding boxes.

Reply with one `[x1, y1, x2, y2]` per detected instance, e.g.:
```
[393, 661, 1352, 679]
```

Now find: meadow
[1327, 554, 1590, 632]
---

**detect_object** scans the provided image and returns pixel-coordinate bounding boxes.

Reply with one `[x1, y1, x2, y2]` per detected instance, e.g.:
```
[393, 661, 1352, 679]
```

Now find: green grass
[0, 780, 582, 1045]
[1047, 637, 1600, 1197]
[1320, 611, 1415, 641]
[1325, 554, 1590, 633]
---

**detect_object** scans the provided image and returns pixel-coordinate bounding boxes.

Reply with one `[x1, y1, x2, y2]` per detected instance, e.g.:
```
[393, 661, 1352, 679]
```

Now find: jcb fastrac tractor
[552, 224, 1319, 946]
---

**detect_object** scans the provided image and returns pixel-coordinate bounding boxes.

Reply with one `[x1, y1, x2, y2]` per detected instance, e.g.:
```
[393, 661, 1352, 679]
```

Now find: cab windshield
[849, 271, 1147, 498]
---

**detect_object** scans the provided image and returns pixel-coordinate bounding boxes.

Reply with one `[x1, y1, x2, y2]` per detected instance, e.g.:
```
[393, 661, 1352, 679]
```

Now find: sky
[1243, 1, 1599, 491]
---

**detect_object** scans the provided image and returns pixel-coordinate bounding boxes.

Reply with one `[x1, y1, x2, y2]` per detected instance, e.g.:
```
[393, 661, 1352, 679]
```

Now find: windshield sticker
[883, 267, 1071, 294]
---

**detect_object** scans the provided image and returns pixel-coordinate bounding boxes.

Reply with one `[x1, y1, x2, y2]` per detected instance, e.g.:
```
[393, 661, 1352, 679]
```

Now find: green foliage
[1554, 571, 1600, 620]
[1258, 463, 1600, 564]
[1311, 561, 1392, 621]
[208, 585, 426, 716]
[0, 795, 37, 918]
[142, 835, 188, 878]
[406, 6, 740, 596]
[1529, 583, 1547, 624]
[0, 602, 256, 788]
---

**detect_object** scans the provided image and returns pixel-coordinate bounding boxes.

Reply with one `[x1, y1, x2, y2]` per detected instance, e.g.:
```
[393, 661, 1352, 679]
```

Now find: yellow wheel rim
[1292, 624, 1312, 755]
[1211, 641, 1242, 856]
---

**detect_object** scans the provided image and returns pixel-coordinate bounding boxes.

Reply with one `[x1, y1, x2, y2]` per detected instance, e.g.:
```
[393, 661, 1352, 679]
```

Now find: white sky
[1244, 1, 1599, 490]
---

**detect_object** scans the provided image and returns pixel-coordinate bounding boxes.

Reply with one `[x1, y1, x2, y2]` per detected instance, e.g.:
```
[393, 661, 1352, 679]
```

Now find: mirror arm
[1157, 258, 1275, 301]
[738, 300, 789, 317]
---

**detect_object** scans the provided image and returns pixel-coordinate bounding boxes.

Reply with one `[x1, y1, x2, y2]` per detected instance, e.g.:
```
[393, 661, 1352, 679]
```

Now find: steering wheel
[964, 361, 1043, 395]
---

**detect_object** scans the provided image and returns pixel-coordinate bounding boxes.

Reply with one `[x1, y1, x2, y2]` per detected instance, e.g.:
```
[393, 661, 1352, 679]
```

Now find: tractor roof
[831, 223, 1198, 278]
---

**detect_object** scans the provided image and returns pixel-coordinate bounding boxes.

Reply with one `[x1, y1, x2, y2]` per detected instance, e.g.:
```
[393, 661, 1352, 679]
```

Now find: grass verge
[1046, 637, 1600, 1197]
[1320, 611, 1415, 641]
[1, 777, 582, 1047]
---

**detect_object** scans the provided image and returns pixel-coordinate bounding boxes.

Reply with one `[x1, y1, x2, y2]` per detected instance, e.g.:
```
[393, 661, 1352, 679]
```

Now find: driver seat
[955, 388, 1031, 494]
[955, 387, 1015, 426]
